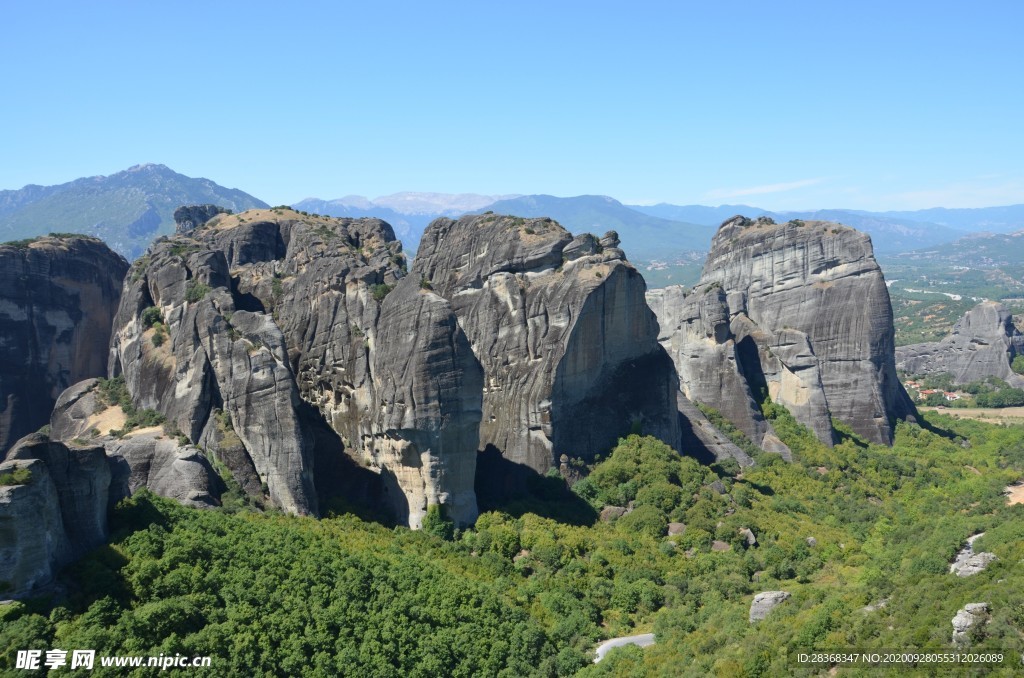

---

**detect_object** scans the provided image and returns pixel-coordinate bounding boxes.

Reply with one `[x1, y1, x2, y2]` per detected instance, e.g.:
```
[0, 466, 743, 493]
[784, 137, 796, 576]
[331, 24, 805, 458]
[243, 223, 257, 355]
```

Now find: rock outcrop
[949, 533, 997, 577]
[369, 276, 483, 527]
[1, 434, 111, 598]
[0, 459, 70, 597]
[173, 204, 230, 234]
[749, 591, 791, 622]
[896, 302, 1024, 386]
[108, 209, 401, 517]
[413, 215, 681, 473]
[106, 208, 489, 527]
[952, 603, 989, 643]
[0, 236, 127, 453]
[651, 216, 916, 448]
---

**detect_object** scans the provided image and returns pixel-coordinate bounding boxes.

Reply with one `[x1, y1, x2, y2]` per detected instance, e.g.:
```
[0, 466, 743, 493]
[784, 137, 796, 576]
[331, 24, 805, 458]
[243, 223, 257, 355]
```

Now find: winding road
[593, 633, 656, 663]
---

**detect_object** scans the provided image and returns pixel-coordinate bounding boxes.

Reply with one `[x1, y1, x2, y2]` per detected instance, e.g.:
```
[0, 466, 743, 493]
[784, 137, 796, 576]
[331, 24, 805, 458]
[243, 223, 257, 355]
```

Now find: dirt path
[1006, 484, 1024, 506]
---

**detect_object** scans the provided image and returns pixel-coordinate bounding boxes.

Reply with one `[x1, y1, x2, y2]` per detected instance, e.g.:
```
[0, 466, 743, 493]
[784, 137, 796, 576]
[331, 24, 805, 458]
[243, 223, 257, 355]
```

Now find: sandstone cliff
[0, 236, 127, 453]
[106, 206, 487, 526]
[650, 216, 915, 448]
[413, 215, 682, 473]
[896, 301, 1024, 386]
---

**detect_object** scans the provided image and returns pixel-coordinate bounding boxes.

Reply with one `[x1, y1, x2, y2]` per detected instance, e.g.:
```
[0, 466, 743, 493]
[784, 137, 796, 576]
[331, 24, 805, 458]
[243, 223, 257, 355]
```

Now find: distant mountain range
[292, 193, 522, 253]
[628, 205, 979, 254]
[4, 164, 1023, 271]
[475, 195, 715, 261]
[0, 164, 267, 259]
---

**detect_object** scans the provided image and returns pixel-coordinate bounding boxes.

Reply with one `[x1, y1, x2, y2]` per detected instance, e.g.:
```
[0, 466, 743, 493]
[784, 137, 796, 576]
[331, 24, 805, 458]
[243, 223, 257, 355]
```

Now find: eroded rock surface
[949, 533, 997, 577]
[651, 216, 916, 448]
[108, 209, 409, 517]
[106, 208, 488, 526]
[952, 603, 989, 643]
[0, 236, 127, 452]
[414, 214, 681, 473]
[750, 590, 791, 622]
[896, 302, 1024, 386]
[1, 433, 111, 598]
[369, 277, 483, 527]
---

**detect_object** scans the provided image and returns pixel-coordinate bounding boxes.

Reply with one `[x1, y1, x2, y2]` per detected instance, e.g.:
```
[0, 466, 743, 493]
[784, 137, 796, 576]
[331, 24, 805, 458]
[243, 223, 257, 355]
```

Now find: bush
[371, 283, 394, 302]
[141, 306, 163, 328]
[421, 504, 455, 540]
[0, 467, 32, 485]
[185, 281, 211, 303]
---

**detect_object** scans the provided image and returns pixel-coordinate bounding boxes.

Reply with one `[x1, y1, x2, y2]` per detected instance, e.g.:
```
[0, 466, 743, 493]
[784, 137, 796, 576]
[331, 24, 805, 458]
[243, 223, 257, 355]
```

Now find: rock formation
[0, 235, 127, 453]
[952, 603, 989, 643]
[949, 533, 997, 577]
[413, 215, 681, 473]
[650, 216, 916, 448]
[108, 209, 387, 517]
[173, 204, 230, 233]
[1, 434, 110, 598]
[749, 591, 791, 622]
[369, 276, 483, 527]
[105, 207, 490, 527]
[48, 378, 219, 510]
[896, 301, 1024, 386]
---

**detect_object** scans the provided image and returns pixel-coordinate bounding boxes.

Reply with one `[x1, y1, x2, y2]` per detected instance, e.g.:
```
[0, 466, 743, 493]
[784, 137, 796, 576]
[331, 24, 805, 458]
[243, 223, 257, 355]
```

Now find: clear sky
[2, 1, 1021, 211]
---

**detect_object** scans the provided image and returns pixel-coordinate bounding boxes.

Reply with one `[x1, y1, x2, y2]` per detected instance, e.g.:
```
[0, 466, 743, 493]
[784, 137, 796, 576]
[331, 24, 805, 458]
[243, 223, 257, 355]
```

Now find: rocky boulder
[949, 533, 997, 577]
[952, 603, 989, 643]
[106, 432, 220, 509]
[749, 590, 791, 622]
[0, 236, 127, 453]
[0, 459, 70, 597]
[650, 216, 916, 448]
[896, 302, 1024, 387]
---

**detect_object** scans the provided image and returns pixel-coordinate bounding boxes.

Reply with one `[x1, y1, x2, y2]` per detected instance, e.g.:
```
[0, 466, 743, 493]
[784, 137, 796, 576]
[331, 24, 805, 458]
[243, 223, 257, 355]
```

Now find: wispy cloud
[881, 177, 1024, 210]
[706, 178, 825, 200]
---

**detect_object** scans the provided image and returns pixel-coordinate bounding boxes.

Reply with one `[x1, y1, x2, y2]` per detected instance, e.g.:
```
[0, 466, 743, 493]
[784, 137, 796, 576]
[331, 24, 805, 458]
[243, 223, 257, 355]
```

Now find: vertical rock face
[0, 459, 70, 596]
[109, 209, 399, 516]
[651, 216, 915, 448]
[173, 204, 230, 234]
[896, 301, 1024, 386]
[0, 236, 128, 453]
[413, 215, 681, 473]
[1, 433, 111, 598]
[370, 279, 483, 527]
[108, 208, 483, 526]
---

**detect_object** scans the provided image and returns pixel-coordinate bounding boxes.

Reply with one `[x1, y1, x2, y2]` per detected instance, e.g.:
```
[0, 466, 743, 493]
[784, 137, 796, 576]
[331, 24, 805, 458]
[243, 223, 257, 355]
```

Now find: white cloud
[705, 178, 825, 200]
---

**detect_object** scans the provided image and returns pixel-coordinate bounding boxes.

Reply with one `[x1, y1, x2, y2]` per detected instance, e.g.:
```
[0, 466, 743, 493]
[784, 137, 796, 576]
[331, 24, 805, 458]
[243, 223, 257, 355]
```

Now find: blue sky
[2, 1, 1021, 210]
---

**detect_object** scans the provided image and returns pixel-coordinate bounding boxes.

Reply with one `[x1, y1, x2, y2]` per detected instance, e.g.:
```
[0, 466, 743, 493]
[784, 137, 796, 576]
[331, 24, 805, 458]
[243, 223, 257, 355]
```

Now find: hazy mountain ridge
[630, 203, 969, 254]
[861, 204, 1024, 233]
[475, 194, 715, 262]
[290, 198, 435, 254]
[0, 164, 267, 259]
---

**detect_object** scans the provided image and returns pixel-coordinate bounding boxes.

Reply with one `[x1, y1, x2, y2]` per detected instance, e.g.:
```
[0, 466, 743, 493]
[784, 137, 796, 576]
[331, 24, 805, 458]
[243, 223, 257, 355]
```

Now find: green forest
[3, 405, 1023, 676]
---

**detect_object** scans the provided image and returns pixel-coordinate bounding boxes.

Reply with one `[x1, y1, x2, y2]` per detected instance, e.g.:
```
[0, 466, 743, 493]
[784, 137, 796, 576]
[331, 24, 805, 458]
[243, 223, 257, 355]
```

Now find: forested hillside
[3, 405, 1022, 676]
